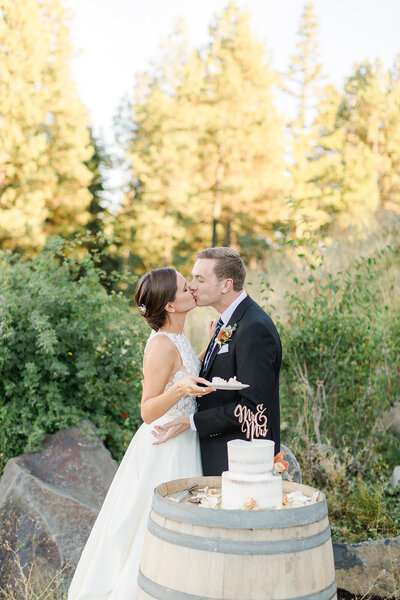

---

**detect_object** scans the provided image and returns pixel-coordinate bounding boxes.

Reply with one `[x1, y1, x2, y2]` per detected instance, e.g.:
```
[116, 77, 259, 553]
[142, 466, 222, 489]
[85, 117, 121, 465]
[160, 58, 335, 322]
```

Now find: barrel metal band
[147, 516, 332, 555]
[152, 493, 327, 528]
[138, 570, 337, 600]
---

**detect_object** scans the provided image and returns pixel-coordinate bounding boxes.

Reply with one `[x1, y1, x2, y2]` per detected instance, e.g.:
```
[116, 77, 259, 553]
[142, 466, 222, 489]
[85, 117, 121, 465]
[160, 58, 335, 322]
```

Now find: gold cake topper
[233, 403, 268, 442]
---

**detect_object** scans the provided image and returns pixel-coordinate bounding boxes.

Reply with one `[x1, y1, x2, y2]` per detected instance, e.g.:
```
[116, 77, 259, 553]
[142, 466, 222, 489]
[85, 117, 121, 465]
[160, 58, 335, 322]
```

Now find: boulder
[0, 420, 117, 590]
[333, 535, 400, 598]
[391, 466, 400, 488]
[281, 443, 302, 483]
[383, 401, 400, 438]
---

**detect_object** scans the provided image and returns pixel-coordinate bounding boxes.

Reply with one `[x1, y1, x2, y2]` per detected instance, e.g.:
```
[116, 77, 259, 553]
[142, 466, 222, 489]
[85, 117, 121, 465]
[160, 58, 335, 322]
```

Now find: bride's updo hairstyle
[134, 268, 178, 331]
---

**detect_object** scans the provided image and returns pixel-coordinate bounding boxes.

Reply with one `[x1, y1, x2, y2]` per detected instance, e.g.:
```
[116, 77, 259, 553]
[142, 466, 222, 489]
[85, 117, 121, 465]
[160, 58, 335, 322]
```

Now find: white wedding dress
[68, 331, 202, 600]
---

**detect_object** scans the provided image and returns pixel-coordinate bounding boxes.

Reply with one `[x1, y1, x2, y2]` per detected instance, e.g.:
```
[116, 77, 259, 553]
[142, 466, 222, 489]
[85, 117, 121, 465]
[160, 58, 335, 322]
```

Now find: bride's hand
[207, 319, 217, 341]
[175, 376, 215, 397]
[152, 416, 190, 445]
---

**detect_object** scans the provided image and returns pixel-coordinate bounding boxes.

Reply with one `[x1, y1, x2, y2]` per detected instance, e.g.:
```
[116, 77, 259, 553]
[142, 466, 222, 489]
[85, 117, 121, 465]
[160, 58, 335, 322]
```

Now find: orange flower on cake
[273, 452, 292, 480]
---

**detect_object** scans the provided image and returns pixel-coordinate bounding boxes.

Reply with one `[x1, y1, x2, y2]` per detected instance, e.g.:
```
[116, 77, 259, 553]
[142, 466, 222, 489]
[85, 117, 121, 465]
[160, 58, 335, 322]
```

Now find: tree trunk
[224, 218, 231, 246]
[212, 217, 218, 247]
[211, 159, 224, 247]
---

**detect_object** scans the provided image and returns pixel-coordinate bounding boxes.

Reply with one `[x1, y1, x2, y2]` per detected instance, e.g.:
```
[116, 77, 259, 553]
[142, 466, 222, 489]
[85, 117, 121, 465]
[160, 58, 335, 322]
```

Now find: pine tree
[84, 130, 111, 239]
[118, 4, 287, 269]
[310, 60, 400, 231]
[201, 2, 287, 258]
[285, 3, 327, 233]
[116, 23, 205, 269]
[82, 130, 124, 287]
[0, 0, 93, 252]
[381, 58, 400, 211]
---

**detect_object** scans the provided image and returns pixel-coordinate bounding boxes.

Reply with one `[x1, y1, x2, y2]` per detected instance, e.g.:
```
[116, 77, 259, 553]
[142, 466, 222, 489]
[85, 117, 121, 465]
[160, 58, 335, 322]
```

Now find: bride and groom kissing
[68, 247, 282, 600]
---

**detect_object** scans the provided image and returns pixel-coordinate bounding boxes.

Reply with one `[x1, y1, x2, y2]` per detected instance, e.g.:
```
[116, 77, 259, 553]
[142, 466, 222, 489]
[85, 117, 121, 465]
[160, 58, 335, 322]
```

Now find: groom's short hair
[196, 247, 246, 291]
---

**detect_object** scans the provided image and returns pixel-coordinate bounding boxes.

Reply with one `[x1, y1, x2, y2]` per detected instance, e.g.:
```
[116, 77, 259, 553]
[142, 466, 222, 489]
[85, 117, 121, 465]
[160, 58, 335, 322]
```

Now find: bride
[68, 267, 214, 600]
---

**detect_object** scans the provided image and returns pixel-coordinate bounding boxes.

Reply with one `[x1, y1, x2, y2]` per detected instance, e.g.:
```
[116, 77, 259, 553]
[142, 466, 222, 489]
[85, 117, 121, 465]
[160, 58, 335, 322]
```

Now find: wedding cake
[221, 439, 282, 509]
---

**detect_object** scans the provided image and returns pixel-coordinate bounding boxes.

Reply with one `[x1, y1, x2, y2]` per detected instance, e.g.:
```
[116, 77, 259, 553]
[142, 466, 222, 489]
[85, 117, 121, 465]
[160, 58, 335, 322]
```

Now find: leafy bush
[264, 239, 400, 541]
[282, 251, 393, 455]
[0, 237, 148, 473]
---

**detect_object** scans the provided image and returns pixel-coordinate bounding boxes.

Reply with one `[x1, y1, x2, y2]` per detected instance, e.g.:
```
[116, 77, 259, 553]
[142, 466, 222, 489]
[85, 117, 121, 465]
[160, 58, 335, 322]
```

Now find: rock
[391, 466, 400, 488]
[280, 443, 302, 483]
[333, 535, 400, 598]
[390, 466, 400, 488]
[0, 420, 117, 590]
[383, 401, 400, 438]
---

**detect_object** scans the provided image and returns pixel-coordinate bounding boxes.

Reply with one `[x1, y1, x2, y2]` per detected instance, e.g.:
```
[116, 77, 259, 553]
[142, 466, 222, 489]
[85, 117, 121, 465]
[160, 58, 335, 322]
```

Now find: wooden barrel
[137, 476, 337, 600]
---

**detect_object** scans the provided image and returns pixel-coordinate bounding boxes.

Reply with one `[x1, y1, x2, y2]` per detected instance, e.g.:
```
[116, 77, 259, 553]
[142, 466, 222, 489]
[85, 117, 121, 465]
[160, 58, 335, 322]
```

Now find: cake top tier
[227, 439, 275, 474]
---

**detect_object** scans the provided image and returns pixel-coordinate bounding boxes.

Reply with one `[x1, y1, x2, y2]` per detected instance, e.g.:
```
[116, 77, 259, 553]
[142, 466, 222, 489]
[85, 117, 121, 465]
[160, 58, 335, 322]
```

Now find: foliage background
[0, 0, 399, 550]
[2, 1, 400, 268]
[0, 237, 146, 473]
[262, 221, 400, 542]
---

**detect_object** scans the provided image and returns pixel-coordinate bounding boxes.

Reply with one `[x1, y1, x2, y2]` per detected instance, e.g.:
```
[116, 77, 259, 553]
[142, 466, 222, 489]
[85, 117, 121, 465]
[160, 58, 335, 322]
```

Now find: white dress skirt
[68, 331, 203, 600]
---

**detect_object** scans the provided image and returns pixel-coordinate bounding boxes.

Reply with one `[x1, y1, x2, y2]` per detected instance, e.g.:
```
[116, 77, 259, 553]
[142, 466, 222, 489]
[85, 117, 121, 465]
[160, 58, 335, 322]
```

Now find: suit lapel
[202, 295, 254, 379]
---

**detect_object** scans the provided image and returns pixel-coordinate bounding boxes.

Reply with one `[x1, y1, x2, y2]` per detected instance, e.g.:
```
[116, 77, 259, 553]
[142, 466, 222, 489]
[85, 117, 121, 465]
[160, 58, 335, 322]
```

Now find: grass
[0, 542, 68, 600]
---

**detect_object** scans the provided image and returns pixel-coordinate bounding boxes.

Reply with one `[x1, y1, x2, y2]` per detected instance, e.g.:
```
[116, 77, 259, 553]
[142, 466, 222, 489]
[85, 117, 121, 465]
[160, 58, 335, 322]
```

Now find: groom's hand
[151, 416, 190, 445]
[207, 318, 217, 341]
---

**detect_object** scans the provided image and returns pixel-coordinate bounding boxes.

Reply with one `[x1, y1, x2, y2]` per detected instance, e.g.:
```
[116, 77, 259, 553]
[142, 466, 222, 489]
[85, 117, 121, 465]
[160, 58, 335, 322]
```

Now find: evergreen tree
[118, 4, 286, 269]
[201, 2, 287, 258]
[381, 58, 400, 211]
[331, 62, 382, 226]
[117, 23, 205, 269]
[310, 60, 400, 231]
[285, 3, 326, 233]
[0, 0, 93, 252]
[84, 130, 111, 239]
[285, 6, 400, 233]
[83, 130, 124, 287]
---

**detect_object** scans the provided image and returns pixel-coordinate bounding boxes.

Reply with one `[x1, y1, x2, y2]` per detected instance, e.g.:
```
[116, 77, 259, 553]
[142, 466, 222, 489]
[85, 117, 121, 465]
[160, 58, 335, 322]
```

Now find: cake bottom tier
[221, 471, 282, 509]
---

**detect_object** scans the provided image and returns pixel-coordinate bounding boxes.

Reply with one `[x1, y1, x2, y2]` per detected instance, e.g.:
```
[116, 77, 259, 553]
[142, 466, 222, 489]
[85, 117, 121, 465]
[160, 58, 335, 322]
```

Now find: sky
[67, 0, 400, 143]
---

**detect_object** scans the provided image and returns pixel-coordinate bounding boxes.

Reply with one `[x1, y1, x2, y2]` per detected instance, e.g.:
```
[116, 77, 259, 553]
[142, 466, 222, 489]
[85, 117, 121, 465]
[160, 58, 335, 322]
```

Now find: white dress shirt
[189, 290, 247, 431]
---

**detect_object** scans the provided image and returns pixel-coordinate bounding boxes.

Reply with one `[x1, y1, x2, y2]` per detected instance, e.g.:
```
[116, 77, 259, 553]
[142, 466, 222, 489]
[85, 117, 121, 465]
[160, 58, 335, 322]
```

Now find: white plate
[205, 381, 249, 390]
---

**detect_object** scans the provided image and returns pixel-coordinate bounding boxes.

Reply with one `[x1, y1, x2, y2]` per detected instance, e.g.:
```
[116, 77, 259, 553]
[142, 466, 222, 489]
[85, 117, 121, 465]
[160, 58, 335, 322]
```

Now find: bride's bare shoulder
[144, 333, 179, 364]
[142, 334, 181, 384]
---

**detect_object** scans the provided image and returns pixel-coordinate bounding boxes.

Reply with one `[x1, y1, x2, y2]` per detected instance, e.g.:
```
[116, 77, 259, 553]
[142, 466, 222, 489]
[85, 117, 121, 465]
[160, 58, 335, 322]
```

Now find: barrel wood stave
[151, 510, 331, 542]
[138, 477, 337, 600]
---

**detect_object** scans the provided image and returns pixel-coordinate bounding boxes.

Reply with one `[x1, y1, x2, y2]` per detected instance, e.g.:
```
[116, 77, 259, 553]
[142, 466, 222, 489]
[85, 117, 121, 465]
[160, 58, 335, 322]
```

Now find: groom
[153, 247, 282, 476]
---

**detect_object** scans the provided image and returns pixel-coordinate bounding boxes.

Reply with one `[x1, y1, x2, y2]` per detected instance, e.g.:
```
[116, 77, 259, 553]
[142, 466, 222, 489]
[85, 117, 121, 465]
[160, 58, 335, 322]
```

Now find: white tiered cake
[221, 439, 282, 509]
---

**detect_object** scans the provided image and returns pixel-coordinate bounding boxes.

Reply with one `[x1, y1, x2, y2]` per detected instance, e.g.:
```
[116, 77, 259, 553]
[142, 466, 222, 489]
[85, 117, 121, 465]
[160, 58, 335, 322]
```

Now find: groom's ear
[222, 278, 234, 293]
[164, 302, 175, 313]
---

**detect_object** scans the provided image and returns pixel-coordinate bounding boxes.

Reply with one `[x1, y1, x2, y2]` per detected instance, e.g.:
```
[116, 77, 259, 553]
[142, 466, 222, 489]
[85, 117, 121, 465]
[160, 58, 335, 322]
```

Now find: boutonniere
[216, 323, 237, 347]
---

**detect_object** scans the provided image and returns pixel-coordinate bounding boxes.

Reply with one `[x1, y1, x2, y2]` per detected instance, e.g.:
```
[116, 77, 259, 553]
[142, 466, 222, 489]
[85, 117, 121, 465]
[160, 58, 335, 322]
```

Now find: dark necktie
[202, 317, 223, 371]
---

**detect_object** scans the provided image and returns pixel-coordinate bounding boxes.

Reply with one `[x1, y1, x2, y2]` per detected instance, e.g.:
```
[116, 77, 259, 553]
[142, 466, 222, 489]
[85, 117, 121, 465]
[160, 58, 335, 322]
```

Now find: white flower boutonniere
[216, 323, 237, 347]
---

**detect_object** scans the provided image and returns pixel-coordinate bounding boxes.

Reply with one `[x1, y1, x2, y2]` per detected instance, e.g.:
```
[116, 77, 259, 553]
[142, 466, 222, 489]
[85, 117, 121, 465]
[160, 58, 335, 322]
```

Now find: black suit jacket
[193, 295, 281, 476]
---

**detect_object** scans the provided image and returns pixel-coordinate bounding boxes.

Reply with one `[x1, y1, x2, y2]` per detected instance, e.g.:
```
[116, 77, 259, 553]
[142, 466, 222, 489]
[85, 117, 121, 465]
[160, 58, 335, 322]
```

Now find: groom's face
[190, 259, 224, 307]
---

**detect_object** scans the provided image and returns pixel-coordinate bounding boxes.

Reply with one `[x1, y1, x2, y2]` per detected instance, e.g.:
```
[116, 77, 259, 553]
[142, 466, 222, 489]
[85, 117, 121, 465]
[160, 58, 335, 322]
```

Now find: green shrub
[264, 239, 400, 541]
[0, 237, 148, 473]
[280, 249, 397, 450]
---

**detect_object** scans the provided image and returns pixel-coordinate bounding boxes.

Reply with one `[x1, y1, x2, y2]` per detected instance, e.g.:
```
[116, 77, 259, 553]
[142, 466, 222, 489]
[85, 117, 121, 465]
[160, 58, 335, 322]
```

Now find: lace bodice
[145, 330, 200, 417]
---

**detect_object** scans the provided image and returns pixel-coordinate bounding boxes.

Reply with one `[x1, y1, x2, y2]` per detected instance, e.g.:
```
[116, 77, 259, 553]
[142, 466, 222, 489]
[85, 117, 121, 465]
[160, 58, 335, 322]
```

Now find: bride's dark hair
[134, 268, 178, 331]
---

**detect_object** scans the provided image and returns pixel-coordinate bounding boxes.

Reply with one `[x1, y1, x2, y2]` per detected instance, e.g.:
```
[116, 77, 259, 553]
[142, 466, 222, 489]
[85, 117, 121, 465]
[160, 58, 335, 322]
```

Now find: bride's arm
[198, 319, 217, 362]
[141, 335, 212, 424]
